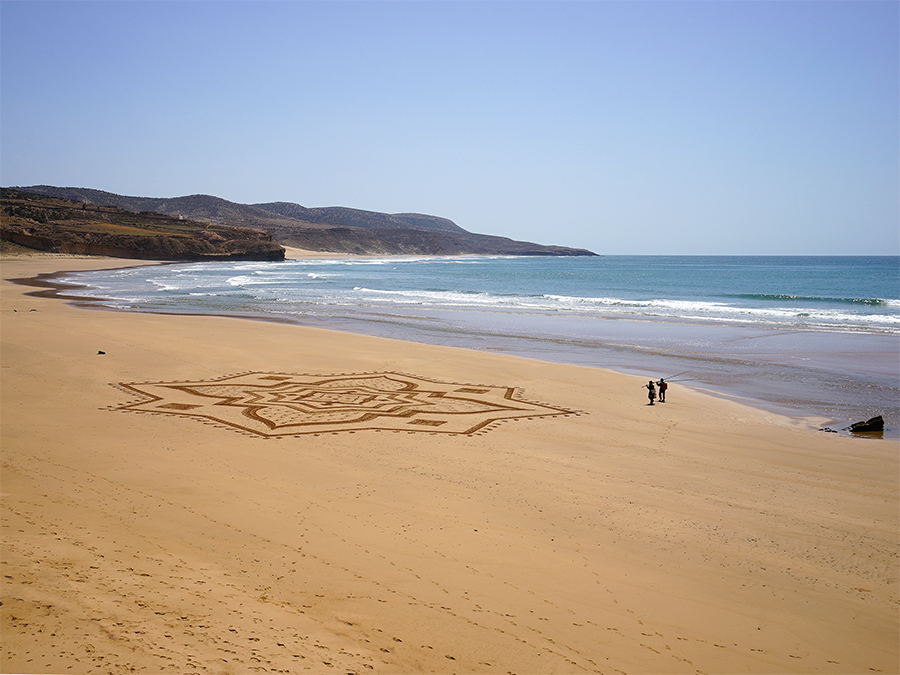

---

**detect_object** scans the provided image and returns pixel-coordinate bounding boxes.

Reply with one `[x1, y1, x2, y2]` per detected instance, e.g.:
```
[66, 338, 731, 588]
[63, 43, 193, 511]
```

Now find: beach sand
[2, 255, 897, 674]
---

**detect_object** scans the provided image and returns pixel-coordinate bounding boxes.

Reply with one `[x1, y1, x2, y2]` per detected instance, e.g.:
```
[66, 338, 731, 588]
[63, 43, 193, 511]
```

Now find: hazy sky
[2, 1, 897, 255]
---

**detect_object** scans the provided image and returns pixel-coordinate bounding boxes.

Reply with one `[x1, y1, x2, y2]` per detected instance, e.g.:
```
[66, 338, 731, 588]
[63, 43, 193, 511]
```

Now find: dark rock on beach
[820, 415, 886, 435]
[846, 415, 885, 433]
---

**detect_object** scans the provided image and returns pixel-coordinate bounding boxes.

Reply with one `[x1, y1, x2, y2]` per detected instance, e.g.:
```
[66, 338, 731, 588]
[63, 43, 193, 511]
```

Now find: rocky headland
[5, 186, 597, 258]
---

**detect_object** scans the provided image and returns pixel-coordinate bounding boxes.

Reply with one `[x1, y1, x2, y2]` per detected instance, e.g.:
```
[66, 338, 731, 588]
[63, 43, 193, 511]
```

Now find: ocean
[59, 255, 900, 436]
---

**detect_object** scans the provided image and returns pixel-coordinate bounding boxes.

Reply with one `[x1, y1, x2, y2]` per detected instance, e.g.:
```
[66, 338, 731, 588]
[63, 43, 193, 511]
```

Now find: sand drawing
[112, 371, 576, 436]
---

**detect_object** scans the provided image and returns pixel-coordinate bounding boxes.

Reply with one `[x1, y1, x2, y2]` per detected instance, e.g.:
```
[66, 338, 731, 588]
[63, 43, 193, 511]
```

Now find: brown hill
[0, 189, 285, 261]
[16, 186, 597, 256]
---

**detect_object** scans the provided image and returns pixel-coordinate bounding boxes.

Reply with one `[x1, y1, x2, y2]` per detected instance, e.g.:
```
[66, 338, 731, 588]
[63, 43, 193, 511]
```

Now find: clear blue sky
[2, 1, 897, 255]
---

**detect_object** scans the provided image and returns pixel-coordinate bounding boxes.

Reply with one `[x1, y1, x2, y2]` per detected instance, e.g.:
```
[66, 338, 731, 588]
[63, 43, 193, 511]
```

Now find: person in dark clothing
[657, 378, 667, 403]
[645, 380, 656, 405]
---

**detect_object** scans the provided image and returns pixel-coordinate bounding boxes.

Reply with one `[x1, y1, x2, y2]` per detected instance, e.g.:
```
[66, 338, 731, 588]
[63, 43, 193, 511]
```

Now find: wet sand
[48, 249, 899, 438]
[2, 254, 898, 674]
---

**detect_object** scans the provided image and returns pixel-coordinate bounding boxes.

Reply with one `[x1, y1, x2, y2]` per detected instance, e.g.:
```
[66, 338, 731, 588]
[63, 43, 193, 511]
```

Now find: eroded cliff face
[1, 189, 285, 261]
[1, 228, 285, 261]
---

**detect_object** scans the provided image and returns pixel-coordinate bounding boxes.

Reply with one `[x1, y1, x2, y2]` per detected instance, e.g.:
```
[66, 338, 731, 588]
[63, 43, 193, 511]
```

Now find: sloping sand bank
[2, 257, 897, 674]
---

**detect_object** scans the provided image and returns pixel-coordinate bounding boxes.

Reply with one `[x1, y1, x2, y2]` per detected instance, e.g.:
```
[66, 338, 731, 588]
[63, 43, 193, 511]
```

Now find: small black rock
[846, 415, 884, 433]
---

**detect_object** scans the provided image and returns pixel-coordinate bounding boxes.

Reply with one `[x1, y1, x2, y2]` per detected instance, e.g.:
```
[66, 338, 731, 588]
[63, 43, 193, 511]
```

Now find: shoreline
[7, 251, 893, 439]
[9, 262, 831, 430]
[2, 253, 898, 673]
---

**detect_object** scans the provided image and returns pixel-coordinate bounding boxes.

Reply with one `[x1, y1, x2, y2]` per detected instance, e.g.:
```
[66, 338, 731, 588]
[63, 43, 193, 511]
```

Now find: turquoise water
[62, 255, 900, 434]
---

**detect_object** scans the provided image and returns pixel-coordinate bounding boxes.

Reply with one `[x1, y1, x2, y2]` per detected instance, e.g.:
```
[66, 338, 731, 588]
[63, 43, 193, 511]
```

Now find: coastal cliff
[1, 189, 285, 261]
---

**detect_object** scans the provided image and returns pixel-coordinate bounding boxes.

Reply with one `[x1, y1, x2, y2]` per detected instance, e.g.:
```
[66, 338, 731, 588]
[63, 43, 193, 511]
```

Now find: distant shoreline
[7, 251, 897, 439]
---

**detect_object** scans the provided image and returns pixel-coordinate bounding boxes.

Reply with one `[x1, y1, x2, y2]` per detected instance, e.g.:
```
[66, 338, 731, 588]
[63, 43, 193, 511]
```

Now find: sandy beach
[2, 254, 897, 675]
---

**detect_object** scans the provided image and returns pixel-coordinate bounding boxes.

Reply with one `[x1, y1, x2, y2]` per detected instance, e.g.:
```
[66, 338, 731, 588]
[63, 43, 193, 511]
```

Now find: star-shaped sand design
[113, 372, 574, 436]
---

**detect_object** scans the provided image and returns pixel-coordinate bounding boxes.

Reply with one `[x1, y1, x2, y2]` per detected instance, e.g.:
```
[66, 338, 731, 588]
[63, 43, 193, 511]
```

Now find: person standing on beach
[645, 380, 656, 405]
[657, 378, 667, 403]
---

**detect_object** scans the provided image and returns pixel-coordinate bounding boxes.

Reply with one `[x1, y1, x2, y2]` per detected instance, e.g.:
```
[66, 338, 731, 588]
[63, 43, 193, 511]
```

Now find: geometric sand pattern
[113, 371, 576, 437]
